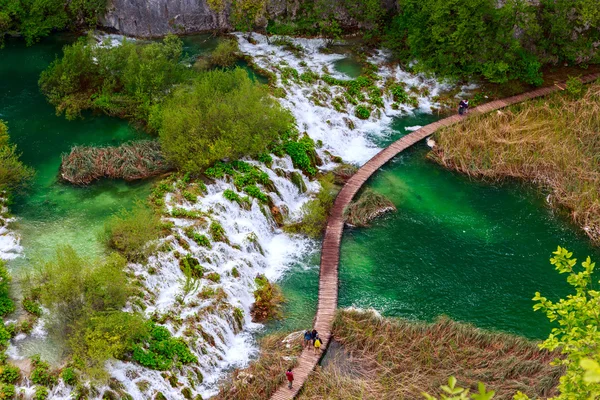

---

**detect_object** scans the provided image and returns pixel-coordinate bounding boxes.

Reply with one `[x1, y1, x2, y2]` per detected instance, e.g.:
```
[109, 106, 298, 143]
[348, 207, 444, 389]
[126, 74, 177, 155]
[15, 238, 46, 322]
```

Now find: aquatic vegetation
[60, 367, 77, 386]
[214, 331, 302, 399]
[208, 39, 240, 68]
[250, 275, 284, 322]
[30, 356, 57, 387]
[131, 323, 198, 370]
[185, 228, 212, 249]
[156, 68, 293, 173]
[431, 82, 600, 242]
[209, 221, 227, 242]
[39, 35, 189, 122]
[0, 262, 13, 317]
[22, 298, 42, 316]
[354, 105, 371, 119]
[0, 365, 19, 384]
[60, 140, 172, 184]
[103, 202, 162, 263]
[298, 309, 561, 399]
[0, 120, 34, 195]
[332, 163, 358, 185]
[179, 254, 204, 278]
[344, 189, 396, 227]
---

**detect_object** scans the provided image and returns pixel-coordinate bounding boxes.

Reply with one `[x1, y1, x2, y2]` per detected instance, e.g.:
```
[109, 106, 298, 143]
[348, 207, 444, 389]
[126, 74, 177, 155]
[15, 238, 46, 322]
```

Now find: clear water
[0, 34, 151, 270]
[273, 112, 598, 341]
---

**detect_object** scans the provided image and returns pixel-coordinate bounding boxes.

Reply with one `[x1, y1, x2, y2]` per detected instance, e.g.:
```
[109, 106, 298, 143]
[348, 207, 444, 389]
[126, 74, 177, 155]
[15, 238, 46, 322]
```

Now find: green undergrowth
[23, 246, 197, 381]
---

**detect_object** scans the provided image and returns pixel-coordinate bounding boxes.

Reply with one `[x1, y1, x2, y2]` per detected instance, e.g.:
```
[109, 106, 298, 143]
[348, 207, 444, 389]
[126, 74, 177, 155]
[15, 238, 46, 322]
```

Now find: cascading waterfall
[0, 198, 21, 261]
[5, 33, 469, 399]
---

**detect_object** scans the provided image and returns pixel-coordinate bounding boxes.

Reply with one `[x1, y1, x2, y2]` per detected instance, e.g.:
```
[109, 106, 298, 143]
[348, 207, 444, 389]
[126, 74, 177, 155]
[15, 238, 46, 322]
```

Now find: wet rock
[290, 171, 307, 193]
[271, 205, 284, 227]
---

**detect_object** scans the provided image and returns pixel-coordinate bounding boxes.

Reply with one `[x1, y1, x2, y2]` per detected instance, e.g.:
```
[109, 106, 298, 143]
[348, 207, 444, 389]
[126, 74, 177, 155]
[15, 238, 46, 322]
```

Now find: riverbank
[431, 80, 600, 243]
[219, 309, 562, 399]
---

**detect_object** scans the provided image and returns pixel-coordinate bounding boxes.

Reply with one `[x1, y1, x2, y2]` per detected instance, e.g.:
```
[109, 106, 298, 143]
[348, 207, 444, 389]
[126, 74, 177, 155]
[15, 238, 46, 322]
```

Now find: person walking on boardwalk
[303, 330, 312, 348]
[313, 335, 322, 355]
[458, 99, 469, 115]
[311, 329, 318, 344]
[285, 368, 294, 389]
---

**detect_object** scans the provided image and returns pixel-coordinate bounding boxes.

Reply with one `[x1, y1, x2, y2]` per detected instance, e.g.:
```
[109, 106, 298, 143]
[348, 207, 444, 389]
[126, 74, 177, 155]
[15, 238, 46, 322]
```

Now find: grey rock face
[101, 0, 397, 38]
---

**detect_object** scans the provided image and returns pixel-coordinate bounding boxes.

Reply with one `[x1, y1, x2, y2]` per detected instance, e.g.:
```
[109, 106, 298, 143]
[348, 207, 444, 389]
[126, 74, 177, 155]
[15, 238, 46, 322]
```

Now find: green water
[0, 34, 152, 269]
[275, 113, 597, 340]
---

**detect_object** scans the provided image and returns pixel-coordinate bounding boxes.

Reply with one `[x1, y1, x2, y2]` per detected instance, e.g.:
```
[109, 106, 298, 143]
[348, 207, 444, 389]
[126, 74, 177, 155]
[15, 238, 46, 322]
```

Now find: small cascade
[0, 197, 22, 261]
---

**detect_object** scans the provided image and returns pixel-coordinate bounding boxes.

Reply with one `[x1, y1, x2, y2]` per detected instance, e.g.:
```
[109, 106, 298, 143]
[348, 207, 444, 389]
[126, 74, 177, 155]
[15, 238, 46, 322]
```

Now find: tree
[530, 246, 600, 398]
[0, 120, 34, 194]
[156, 68, 293, 173]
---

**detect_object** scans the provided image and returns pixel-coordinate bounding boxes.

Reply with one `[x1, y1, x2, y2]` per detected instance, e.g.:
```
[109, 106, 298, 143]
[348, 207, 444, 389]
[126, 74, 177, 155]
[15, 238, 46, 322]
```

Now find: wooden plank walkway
[269, 73, 600, 400]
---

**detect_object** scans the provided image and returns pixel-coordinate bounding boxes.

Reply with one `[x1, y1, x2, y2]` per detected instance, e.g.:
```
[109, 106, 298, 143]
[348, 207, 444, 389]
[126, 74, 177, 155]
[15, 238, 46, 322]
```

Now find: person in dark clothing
[458, 99, 469, 115]
[311, 329, 318, 344]
[285, 368, 294, 389]
[303, 330, 312, 348]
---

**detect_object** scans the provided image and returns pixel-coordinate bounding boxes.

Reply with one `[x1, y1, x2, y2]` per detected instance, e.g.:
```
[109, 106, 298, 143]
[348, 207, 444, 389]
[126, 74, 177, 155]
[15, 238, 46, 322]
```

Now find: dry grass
[299, 310, 562, 400]
[430, 82, 600, 242]
[214, 331, 303, 400]
[60, 140, 172, 184]
[344, 189, 396, 227]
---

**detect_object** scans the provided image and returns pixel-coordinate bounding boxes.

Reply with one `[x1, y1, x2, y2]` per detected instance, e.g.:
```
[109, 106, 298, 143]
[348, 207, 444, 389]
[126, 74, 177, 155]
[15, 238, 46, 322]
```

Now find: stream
[0, 32, 596, 398]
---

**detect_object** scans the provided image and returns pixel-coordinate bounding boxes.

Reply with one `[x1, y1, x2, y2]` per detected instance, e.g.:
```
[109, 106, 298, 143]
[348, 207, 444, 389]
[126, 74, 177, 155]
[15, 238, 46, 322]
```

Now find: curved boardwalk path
[269, 73, 600, 400]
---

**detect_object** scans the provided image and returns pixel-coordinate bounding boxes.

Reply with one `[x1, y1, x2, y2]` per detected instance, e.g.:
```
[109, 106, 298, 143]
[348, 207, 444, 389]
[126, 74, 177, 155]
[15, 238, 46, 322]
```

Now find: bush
[0, 365, 19, 384]
[30, 356, 57, 387]
[355, 105, 371, 120]
[0, 261, 14, 317]
[131, 323, 197, 370]
[39, 35, 189, 123]
[209, 222, 227, 242]
[209, 39, 240, 68]
[0, 384, 15, 400]
[157, 68, 293, 173]
[33, 385, 48, 400]
[22, 298, 42, 317]
[61, 367, 77, 386]
[251, 275, 284, 322]
[566, 76, 584, 98]
[0, 120, 34, 194]
[103, 202, 162, 262]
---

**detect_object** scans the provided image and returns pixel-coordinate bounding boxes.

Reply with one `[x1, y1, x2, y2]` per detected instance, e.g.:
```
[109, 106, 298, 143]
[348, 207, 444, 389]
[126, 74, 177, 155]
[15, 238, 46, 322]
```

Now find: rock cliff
[100, 0, 396, 37]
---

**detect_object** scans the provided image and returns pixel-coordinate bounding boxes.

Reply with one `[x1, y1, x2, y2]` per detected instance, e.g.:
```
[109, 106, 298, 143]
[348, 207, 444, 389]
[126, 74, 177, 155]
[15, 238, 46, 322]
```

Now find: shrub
[0, 384, 15, 400]
[0, 261, 14, 317]
[131, 323, 197, 370]
[0, 365, 19, 384]
[103, 202, 162, 262]
[0, 120, 34, 194]
[61, 367, 77, 386]
[33, 385, 48, 400]
[209, 222, 227, 242]
[251, 275, 284, 322]
[243, 185, 269, 204]
[209, 39, 240, 68]
[344, 189, 396, 227]
[355, 105, 371, 120]
[30, 356, 57, 387]
[22, 298, 42, 317]
[179, 254, 204, 278]
[206, 272, 221, 283]
[566, 76, 584, 98]
[39, 35, 189, 123]
[185, 229, 211, 249]
[157, 68, 293, 173]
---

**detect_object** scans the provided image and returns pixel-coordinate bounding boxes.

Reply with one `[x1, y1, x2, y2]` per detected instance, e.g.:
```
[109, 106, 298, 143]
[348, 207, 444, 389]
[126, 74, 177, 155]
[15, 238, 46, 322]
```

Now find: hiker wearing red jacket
[285, 368, 294, 389]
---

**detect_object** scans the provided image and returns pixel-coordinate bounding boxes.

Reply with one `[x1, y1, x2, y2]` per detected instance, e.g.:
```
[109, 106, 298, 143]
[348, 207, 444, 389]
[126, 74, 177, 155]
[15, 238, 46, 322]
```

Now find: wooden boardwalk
[269, 73, 600, 400]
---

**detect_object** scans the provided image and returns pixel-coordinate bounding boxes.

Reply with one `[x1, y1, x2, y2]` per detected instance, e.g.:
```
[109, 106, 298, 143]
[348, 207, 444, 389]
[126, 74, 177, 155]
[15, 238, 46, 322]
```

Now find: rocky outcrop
[100, 0, 397, 38]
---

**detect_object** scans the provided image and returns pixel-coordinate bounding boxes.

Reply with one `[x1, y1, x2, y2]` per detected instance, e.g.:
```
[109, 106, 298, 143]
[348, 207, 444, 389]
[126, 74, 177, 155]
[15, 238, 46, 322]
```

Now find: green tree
[0, 120, 34, 194]
[39, 35, 189, 123]
[156, 68, 293, 173]
[530, 246, 600, 398]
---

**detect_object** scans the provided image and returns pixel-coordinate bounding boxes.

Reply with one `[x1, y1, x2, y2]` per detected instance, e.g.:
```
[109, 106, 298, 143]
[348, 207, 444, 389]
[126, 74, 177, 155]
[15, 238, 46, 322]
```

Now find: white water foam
[0, 199, 22, 261]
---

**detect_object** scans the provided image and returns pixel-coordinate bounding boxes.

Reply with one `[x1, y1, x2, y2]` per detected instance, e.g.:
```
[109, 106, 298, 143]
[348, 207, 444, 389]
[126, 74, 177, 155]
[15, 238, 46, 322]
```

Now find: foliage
[251, 275, 284, 322]
[157, 68, 293, 173]
[431, 82, 600, 242]
[209, 39, 240, 68]
[103, 202, 162, 263]
[39, 35, 189, 123]
[0, 364, 19, 384]
[179, 254, 204, 278]
[386, 0, 543, 85]
[355, 105, 371, 119]
[209, 221, 227, 242]
[531, 247, 600, 398]
[0, 120, 34, 194]
[206, 272, 221, 283]
[0, 384, 14, 399]
[0, 0, 107, 46]
[30, 355, 57, 387]
[285, 173, 339, 238]
[33, 385, 48, 400]
[22, 298, 42, 316]
[60, 140, 173, 184]
[28, 246, 131, 338]
[185, 228, 211, 248]
[131, 323, 197, 370]
[0, 261, 13, 317]
[344, 189, 396, 227]
[230, 0, 267, 31]
[422, 377, 495, 400]
[61, 367, 77, 386]
[565, 76, 584, 98]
